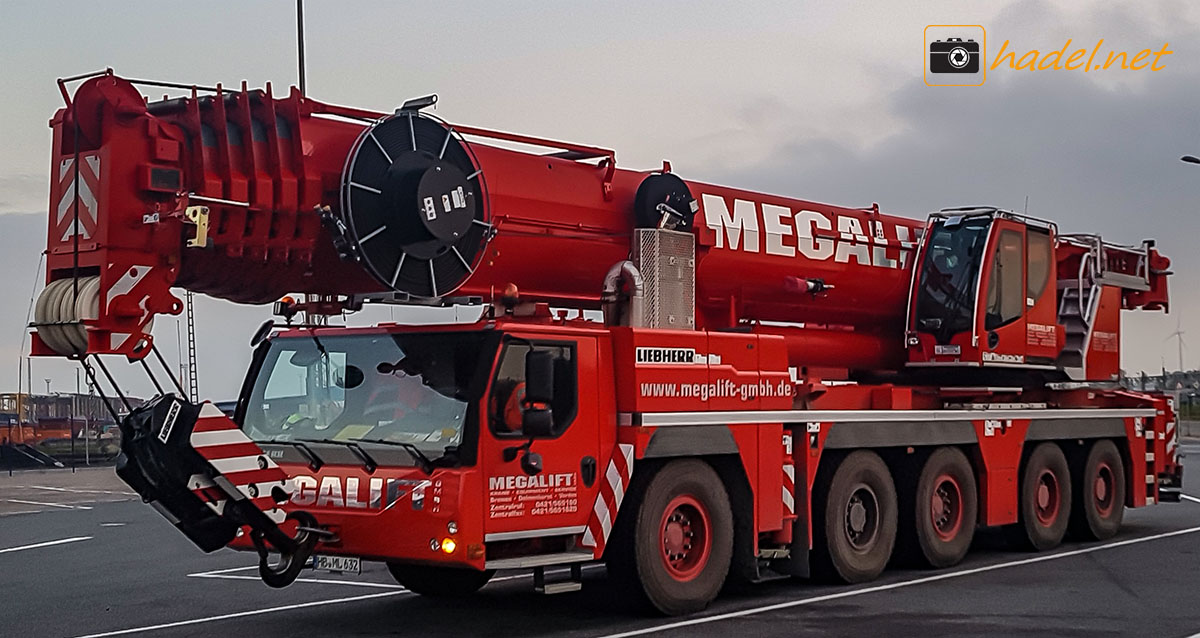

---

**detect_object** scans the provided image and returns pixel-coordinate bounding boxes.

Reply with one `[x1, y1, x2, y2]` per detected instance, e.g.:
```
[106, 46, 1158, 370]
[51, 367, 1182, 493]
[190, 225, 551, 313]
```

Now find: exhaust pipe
[601, 260, 645, 328]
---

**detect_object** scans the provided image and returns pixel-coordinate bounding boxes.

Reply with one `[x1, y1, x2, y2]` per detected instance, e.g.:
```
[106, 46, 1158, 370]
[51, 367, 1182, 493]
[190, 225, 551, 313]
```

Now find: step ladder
[1056, 234, 1153, 380]
[1056, 251, 1100, 376]
[534, 563, 583, 594]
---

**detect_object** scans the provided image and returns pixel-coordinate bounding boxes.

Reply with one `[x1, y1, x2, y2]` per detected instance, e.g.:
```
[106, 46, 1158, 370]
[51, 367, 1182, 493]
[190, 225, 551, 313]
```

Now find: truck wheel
[813, 451, 897, 583]
[1069, 440, 1125, 541]
[912, 447, 977, 568]
[1006, 442, 1072, 551]
[627, 459, 733, 615]
[386, 563, 494, 596]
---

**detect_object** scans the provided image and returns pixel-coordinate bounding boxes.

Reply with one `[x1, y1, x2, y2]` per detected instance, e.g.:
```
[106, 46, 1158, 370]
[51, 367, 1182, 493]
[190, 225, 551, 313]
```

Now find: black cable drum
[339, 112, 490, 299]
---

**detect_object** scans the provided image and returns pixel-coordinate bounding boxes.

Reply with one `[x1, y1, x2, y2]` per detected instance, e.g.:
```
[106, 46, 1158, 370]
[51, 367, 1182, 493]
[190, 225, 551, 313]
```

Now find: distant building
[0, 392, 145, 444]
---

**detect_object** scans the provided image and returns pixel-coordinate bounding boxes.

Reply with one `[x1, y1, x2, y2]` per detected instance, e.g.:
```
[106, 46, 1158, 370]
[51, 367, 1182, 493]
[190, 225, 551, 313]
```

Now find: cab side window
[489, 342, 577, 437]
[1027, 230, 1052, 302]
[985, 229, 1025, 330]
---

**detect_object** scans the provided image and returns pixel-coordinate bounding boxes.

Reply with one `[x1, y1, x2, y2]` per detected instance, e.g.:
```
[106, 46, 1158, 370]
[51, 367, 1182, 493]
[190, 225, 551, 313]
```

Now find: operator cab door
[978, 219, 1058, 368]
[978, 219, 1028, 365]
[480, 336, 601, 547]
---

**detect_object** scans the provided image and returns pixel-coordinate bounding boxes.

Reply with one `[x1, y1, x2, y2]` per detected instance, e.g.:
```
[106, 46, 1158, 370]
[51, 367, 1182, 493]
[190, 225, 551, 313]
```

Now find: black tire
[1005, 442, 1072, 551]
[615, 459, 734, 616]
[386, 563, 494, 596]
[813, 451, 898, 583]
[910, 447, 978, 568]
[1069, 440, 1126, 541]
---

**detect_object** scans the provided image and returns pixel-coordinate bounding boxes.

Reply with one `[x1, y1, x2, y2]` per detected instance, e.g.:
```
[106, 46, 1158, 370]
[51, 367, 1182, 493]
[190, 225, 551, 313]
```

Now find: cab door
[979, 220, 1029, 364]
[1023, 228, 1060, 364]
[479, 335, 603, 546]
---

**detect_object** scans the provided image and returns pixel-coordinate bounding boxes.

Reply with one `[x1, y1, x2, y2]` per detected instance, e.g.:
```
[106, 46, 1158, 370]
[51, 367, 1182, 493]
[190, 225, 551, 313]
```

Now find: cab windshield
[242, 332, 491, 461]
[914, 216, 991, 341]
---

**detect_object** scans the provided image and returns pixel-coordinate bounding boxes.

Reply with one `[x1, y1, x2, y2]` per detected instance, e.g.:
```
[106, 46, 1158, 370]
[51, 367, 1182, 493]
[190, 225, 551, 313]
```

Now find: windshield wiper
[263, 440, 325, 471]
[297, 438, 378, 473]
[349, 438, 434, 475]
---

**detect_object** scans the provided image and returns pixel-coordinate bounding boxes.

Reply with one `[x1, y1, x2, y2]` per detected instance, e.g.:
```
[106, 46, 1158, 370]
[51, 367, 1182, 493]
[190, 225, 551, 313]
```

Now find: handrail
[1078, 252, 1094, 321]
[1058, 233, 1151, 287]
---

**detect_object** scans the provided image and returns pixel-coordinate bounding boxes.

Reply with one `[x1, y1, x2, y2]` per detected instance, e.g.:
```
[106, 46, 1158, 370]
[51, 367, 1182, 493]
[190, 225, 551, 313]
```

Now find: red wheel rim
[930, 473, 963, 541]
[844, 485, 880, 550]
[1093, 461, 1115, 518]
[1034, 468, 1061, 526]
[659, 494, 712, 582]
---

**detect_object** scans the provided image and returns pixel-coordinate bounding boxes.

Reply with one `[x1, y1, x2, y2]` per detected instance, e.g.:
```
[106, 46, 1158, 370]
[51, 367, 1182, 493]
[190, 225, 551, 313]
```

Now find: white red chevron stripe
[55, 155, 100, 242]
[782, 433, 795, 516]
[1166, 418, 1177, 465]
[189, 402, 291, 524]
[581, 443, 634, 558]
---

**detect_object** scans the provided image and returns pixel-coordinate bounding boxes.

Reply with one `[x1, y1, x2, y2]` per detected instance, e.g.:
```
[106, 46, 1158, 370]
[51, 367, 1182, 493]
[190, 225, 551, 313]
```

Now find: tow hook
[251, 510, 323, 588]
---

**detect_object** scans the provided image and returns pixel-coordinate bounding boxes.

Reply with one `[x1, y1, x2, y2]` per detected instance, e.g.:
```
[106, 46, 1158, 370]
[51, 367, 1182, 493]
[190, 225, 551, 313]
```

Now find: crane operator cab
[903, 207, 1166, 384]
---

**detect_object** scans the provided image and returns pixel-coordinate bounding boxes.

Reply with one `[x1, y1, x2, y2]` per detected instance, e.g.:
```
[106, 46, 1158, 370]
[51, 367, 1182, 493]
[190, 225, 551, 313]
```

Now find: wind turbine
[1166, 317, 1187, 373]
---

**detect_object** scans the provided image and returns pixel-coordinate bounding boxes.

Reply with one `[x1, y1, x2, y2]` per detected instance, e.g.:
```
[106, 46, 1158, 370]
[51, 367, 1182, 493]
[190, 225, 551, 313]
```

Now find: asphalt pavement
[3, 446, 1200, 638]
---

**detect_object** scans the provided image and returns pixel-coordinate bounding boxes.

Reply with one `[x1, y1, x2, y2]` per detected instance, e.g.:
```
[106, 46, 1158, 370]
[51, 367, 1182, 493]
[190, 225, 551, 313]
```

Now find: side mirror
[520, 451, 543, 475]
[250, 320, 274, 347]
[521, 350, 556, 438]
[524, 350, 555, 403]
[522, 408, 554, 438]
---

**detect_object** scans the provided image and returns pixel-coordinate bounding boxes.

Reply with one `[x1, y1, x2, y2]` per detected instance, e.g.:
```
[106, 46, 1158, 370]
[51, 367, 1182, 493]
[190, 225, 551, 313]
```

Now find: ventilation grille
[632, 229, 695, 330]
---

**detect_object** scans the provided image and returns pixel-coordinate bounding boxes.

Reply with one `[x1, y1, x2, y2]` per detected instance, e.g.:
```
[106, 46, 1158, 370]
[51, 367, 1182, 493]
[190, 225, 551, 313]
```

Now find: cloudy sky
[0, 0, 1198, 399]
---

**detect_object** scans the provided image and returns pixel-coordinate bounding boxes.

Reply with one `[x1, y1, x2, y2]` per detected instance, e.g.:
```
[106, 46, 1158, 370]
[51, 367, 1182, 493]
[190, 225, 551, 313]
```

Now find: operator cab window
[489, 342, 577, 437]
[985, 229, 1025, 331]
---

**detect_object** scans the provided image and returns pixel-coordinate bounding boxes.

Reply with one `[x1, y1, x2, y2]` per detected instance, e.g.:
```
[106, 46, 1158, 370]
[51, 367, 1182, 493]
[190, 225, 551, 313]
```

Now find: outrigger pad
[116, 396, 239, 552]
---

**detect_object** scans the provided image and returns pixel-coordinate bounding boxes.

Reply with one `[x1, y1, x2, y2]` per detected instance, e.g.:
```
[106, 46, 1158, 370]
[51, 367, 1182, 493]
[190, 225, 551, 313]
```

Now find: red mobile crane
[33, 71, 1180, 615]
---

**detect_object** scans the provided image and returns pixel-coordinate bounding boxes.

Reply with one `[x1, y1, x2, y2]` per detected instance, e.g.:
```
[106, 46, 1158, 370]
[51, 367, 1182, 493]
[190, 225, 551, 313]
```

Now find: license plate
[312, 554, 361, 574]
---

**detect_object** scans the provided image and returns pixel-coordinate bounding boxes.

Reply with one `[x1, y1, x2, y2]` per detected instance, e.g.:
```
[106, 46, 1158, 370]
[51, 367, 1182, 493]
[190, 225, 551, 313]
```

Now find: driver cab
[906, 207, 1060, 375]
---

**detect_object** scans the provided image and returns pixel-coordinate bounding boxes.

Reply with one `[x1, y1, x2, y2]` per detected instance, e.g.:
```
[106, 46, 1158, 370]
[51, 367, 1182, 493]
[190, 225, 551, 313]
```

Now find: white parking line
[596, 525, 1200, 638]
[70, 590, 406, 638]
[28, 485, 136, 496]
[1180, 494, 1200, 504]
[187, 564, 260, 576]
[0, 536, 93, 555]
[7, 499, 93, 510]
[190, 573, 406, 589]
[81, 564, 602, 637]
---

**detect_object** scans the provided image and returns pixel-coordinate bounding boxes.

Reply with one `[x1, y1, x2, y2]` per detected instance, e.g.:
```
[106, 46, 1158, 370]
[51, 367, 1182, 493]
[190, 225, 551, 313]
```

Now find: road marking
[187, 564, 260, 576]
[595, 526, 1200, 638]
[82, 565, 603, 637]
[28, 485, 136, 496]
[1181, 494, 1200, 504]
[190, 563, 602, 584]
[190, 573, 406, 589]
[70, 591, 407, 638]
[0, 536, 93, 555]
[7, 499, 93, 510]
[99, 523, 126, 527]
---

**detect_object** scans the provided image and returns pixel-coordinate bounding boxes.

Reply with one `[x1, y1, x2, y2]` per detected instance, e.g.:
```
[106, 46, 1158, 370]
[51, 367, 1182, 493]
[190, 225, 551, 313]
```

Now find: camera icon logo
[925, 25, 986, 86]
[931, 38, 979, 73]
